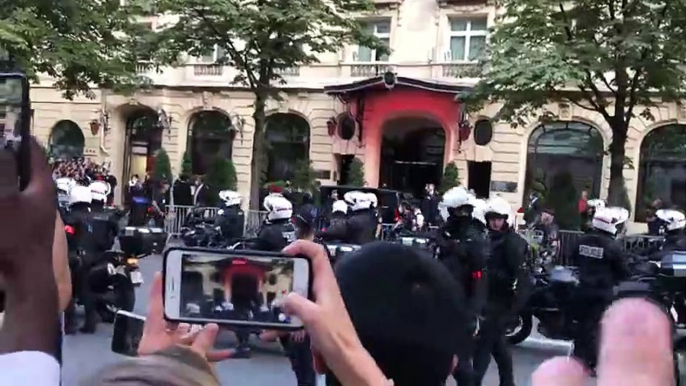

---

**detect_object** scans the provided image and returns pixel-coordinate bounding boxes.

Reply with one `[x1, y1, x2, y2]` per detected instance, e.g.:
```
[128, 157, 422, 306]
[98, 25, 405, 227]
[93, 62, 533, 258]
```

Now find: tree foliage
[347, 158, 365, 187]
[152, 0, 387, 208]
[465, 0, 686, 206]
[0, 0, 157, 98]
[439, 162, 460, 195]
[153, 148, 173, 183]
[180, 150, 193, 178]
[205, 157, 238, 206]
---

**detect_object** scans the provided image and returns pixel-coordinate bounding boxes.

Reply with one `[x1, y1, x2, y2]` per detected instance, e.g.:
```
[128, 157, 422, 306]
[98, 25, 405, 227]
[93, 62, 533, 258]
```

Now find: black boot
[64, 299, 78, 335]
[80, 309, 98, 334]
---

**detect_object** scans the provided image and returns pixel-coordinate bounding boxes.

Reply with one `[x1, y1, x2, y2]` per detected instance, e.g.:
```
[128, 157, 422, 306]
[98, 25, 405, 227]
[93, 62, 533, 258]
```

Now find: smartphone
[163, 247, 312, 330]
[0, 73, 31, 190]
[111, 311, 146, 356]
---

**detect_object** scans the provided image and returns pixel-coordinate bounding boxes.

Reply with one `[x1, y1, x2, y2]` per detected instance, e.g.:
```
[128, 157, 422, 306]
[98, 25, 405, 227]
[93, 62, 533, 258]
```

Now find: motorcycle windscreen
[659, 252, 686, 277]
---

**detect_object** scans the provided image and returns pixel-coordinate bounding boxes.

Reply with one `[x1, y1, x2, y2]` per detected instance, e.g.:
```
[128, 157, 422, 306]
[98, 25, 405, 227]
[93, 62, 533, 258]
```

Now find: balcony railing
[273, 66, 300, 77]
[135, 62, 151, 74]
[193, 64, 223, 76]
[350, 63, 392, 77]
[441, 62, 479, 78]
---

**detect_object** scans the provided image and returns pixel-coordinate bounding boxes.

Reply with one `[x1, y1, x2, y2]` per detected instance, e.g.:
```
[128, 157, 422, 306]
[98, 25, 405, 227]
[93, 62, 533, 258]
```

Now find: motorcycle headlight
[217, 209, 225, 215]
[126, 258, 139, 266]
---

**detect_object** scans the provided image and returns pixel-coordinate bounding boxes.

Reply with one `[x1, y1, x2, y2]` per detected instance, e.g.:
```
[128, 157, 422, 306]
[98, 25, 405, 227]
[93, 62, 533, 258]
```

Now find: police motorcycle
[56, 177, 77, 215]
[506, 207, 631, 345]
[180, 206, 224, 247]
[64, 186, 143, 324]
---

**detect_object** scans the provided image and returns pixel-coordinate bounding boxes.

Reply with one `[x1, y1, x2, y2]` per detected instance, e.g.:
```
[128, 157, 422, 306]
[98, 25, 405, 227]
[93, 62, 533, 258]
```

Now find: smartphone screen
[164, 248, 311, 329]
[0, 73, 30, 189]
[111, 311, 146, 356]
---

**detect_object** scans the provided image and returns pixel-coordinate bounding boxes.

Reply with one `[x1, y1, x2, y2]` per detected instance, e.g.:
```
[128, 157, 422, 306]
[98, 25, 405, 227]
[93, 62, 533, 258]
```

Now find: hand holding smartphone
[163, 248, 312, 330]
[0, 73, 31, 190]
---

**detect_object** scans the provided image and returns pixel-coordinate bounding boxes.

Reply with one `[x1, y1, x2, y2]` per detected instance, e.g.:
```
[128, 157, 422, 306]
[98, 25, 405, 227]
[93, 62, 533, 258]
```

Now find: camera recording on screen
[179, 253, 299, 325]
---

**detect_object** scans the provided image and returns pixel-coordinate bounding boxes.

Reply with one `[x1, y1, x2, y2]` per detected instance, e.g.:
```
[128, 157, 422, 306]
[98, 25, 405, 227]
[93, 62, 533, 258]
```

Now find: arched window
[49, 120, 85, 159]
[188, 111, 234, 175]
[636, 124, 686, 221]
[524, 121, 604, 205]
[264, 113, 310, 182]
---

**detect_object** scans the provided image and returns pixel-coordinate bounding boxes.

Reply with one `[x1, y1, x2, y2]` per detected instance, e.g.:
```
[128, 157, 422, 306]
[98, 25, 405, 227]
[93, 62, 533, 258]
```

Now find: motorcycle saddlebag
[119, 227, 168, 256]
[659, 251, 686, 291]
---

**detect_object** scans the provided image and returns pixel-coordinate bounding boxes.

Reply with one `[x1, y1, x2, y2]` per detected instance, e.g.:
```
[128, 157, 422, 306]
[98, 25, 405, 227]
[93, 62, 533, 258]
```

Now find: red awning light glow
[517, 207, 524, 214]
[232, 259, 247, 265]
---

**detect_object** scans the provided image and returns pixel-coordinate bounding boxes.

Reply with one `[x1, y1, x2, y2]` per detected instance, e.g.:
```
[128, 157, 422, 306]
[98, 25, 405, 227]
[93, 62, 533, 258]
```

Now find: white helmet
[365, 193, 378, 208]
[89, 180, 111, 203]
[440, 186, 472, 209]
[332, 200, 349, 215]
[69, 185, 92, 206]
[656, 209, 686, 232]
[587, 199, 606, 210]
[344, 191, 372, 211]
[56, 177, 77, 194]
[486, 196, 512, 218]
[592, 207, 630, 235]
[219, 190, 242, 207]
[471, 198, 489, 225]
[264, 194, 293, 221]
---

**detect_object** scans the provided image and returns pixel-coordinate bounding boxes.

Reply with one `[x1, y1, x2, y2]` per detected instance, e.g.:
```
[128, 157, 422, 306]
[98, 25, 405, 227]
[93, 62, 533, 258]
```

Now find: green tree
[205, 157, 238, 206]
[1, 0, 157, 98]
[153, 148, 173, 183]
[347, 158, 365, 187]
[153, 0, 387, 208]
[464, 0, 686, 207]
[180, 150, 193, 178]
[439, 162, 460, 195]
[546, 171, 579, 230]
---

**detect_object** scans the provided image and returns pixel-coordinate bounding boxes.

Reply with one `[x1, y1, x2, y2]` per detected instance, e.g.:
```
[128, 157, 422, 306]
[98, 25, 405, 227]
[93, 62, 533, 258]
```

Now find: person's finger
[597, 298, 674, 385]
[312, 350, 328, 375]
[23, 137, 54, 200]
[283, 292, 319, 328]
[178, 327, 203, 345]
[532, 357, 587, 386]
[144, 272, 166, 334]
[207, 349, 234, 362]
[191, 323, 219, 354]
[283, 240, 336, 300]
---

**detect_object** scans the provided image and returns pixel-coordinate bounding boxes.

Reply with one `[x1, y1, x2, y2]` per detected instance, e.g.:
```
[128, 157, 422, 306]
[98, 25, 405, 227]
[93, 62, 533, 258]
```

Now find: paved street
[63, 254, 570, 385]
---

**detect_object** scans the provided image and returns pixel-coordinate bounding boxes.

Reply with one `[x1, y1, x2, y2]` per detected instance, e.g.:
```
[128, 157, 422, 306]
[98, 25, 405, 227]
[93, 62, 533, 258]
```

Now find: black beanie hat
[334, 242, 469, 384]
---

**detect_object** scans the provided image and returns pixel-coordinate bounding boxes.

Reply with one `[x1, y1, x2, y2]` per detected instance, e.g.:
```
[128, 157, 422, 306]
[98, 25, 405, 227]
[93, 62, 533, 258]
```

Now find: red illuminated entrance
[324, 76, 469, 195]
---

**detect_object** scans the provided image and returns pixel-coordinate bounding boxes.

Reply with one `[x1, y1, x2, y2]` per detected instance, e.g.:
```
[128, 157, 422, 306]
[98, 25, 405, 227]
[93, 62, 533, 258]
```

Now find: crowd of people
[0, 137, 680, 386]
[52, 157, 118, 205]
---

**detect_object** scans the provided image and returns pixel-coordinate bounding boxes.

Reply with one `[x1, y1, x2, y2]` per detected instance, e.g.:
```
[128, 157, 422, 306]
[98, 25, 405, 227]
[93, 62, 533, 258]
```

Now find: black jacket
[486, 227, 529, 315]
[255, 221, 294, 252]
[435, 217, 489, 319]
[216, 205, 245, 240]
[90, 206, 120, 252]
[346, 210, 377, 245]
[318, 214, 349, 243]
[573, 230, 630, 290]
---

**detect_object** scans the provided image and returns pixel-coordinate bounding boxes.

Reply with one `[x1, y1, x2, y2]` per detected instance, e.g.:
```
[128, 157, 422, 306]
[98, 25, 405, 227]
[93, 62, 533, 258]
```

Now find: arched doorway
[264, 113, 310, 182]
[636, 124, 686, 221]
[49, 120, 85, 159]
[187, 110, 234, 175]
[123, 108, 164, 182]
[379, 117, 446, 197]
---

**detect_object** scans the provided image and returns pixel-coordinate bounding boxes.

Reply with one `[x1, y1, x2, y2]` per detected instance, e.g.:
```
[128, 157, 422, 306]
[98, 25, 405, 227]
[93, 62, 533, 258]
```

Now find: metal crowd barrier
[164, 205, 267, 239]
[519, 229, 665, 266]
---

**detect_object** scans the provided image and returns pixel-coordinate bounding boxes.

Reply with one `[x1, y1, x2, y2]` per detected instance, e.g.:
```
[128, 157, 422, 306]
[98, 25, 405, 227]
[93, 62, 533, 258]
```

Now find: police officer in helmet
[434, 186, 489, 386]
[318, 200, 350, 243]
[571, 206, 630, 371]
[344, 191, 376, 245]
[256, 193, 295, 253]
[473, 197, 528, 386]
[216, 190, 245, 241]
[470, 197, 489, 235]
[652, 209, 686, 326]
[88, 181, 119, 253]
[63, 185, 98, 334]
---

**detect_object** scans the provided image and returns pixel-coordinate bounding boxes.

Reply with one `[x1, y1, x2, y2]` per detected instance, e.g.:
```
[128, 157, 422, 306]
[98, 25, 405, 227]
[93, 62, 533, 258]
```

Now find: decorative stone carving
[202, 91, 212, 110]
[558, 103, 571, 120]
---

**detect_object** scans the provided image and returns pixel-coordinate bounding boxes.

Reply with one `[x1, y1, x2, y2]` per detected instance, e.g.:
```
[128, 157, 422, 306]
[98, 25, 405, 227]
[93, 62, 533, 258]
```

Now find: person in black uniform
[473, 197, 529, 386]
[255, 194, 295, 252]
[571, 206, 630, 371]
[434, 186, 489, 386]
[651, 209, 686, 326]
[89, 181, 119, 252]
[215, 190, 245, 242]
[63, 185, 98, 334]
[318, 200, 350, 243]
[343, 191, 377, 245]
